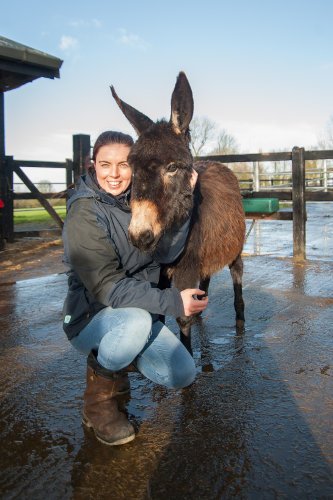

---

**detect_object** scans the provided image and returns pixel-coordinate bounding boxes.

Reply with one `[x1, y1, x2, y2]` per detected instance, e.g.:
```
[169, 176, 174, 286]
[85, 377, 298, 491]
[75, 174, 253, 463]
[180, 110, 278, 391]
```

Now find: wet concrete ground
[0, 203, 333, 499]
[243, 201, 333, 260]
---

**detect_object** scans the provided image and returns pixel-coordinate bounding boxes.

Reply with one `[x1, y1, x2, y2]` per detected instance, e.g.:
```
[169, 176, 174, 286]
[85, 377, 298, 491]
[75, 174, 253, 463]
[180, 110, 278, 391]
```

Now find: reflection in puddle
[209, 337, 231, 345]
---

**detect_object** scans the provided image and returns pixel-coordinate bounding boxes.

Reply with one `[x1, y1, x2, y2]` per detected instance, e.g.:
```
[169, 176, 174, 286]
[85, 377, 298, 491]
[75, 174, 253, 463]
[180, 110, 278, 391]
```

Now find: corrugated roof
[0, 36, 63, 92]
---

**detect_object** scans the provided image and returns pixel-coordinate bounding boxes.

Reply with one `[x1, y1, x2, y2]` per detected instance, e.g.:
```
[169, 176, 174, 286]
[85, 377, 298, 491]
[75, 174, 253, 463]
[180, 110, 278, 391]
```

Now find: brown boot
[86, 351, 130, 396]
[82, 351, 135, 446]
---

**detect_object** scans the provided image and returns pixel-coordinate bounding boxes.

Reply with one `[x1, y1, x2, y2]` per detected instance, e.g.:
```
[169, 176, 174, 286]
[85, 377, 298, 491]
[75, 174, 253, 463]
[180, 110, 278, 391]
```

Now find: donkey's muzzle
[129, 199, 162, 252]
[129, 229, 156, 252]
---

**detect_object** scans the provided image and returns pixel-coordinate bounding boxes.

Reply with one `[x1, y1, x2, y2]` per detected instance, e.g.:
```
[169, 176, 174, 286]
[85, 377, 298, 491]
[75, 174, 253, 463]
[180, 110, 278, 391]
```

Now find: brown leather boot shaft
[84, 366, 130, 401]
[86, 350, 130, 396]
[83, 365, 135, 446]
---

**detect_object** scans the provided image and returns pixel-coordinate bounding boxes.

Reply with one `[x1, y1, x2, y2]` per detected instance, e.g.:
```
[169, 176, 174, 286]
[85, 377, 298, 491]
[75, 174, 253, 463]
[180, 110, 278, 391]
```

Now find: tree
[37, 180, 54, 193]
[317, 114, 333, 149]
[189, 116, 217, 157]
[209, 129, 239, 155]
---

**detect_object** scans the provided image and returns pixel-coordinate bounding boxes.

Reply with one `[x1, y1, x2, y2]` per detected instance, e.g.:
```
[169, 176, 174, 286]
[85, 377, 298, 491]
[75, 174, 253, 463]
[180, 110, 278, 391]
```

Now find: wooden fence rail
[1, 139, 333, 258]
[0, 134, 90, 247]
[200, 149, 333, 163]
[200, 147, 333, 260]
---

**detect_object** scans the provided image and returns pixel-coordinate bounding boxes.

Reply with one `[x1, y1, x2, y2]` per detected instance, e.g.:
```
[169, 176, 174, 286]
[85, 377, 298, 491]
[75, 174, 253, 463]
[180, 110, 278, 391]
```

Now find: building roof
[0, 36, 63, 92]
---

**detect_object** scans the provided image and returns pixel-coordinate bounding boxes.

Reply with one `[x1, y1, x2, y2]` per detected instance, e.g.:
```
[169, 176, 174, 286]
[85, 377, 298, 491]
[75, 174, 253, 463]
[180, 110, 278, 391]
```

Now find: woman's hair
[92, 131, 134, 162]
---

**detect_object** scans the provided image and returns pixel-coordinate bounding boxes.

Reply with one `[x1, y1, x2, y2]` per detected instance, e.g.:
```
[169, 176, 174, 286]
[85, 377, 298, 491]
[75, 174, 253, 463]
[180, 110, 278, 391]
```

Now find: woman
[62, 131, 208, 446]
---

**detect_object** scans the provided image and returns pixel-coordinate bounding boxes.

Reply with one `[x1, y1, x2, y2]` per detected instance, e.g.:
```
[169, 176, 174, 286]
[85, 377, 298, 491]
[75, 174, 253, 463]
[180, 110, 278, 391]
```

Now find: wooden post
[0, 92, 4, 157]
[66, 158, 73, 188]
[292, 146, 306, 260]
[73, 134, 91, 183]
[65, 158, 73, 210]
[0, 91, 5, 250]
[253, 161, 260, 191]
[323, 160, 328, 192]
[3, 156, 14, 242]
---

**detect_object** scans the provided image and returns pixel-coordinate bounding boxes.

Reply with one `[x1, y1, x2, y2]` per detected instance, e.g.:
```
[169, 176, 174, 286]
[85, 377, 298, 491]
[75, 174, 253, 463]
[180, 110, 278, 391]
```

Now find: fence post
[253, 161, 260, 191]
[0, 91, 5, 250]
[73, 134, 91, 183]
[3, 156, 14, 242]
[323, 160, 328, 192]
[66, 159, 73, 188]
[292, 146, 306, 260]
[65, 159, 73, 211]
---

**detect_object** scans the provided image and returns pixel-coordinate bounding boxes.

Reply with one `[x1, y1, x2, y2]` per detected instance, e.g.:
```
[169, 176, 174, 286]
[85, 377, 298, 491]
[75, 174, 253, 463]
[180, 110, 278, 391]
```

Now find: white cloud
[68, 20, 85, 28]
[68, 18, 102, 28]
[92, 18, 102, 28]
[117, 29, 149, 51]
[59, 35, 79, 51]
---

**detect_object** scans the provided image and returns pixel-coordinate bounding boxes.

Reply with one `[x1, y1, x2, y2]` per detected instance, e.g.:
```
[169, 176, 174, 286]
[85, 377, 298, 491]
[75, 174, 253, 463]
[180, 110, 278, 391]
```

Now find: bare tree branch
[37, 180, 54, 193]
[317, 114, 333, 149]
[209, 129, 239, 155]
[190, 116, 217, 157]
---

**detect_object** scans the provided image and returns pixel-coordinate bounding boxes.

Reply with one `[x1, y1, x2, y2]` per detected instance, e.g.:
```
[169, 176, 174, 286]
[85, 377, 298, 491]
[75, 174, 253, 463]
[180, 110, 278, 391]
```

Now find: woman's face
[94, 143, 132, 196]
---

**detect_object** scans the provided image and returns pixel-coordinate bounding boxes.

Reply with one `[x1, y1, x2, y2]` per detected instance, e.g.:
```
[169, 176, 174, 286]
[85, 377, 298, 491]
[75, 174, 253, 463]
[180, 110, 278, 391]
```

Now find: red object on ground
[0, 199, 4, 208]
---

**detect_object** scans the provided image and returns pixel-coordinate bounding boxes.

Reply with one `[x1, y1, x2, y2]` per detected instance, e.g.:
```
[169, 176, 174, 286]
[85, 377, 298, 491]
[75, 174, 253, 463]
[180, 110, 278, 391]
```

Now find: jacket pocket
[62, 286, 91, 328]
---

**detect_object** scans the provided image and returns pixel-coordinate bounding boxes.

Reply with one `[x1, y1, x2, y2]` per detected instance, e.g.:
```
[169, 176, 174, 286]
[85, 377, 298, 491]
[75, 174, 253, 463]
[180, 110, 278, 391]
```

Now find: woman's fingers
[180, 288, 209, 316]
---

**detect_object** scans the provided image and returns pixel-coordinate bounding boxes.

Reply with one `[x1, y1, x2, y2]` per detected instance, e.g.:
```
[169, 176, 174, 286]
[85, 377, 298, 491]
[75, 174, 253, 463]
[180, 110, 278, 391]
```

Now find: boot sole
[82, 417, 135, 446]
[95, 432, 135, 446]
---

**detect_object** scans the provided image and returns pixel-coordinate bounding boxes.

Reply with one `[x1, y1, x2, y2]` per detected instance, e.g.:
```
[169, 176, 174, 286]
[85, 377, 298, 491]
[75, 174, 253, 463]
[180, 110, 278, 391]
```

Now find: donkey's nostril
[130, 229, 155, 251]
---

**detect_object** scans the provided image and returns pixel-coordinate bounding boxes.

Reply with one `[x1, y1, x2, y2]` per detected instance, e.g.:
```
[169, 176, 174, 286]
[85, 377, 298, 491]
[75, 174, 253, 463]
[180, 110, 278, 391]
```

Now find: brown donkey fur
[111, 72, 246, 353]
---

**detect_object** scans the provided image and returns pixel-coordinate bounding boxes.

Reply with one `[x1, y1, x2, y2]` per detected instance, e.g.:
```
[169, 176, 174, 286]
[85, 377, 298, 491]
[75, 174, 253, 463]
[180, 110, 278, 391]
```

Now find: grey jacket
[62, 171, 190, 339]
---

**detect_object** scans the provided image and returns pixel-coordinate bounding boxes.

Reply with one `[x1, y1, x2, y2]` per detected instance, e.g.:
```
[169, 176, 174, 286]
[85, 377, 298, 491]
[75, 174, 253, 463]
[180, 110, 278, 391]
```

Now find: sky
[1, 0, 333, 187]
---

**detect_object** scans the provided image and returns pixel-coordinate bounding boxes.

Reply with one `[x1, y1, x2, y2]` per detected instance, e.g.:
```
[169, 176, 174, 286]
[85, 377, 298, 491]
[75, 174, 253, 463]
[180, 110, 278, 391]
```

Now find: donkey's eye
[166, 163, 178, 174]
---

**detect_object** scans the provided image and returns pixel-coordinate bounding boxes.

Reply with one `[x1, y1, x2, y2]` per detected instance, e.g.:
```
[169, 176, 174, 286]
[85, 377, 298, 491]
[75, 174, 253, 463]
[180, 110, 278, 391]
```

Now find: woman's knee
[123, 308, 152, 336]
[169, 355, 196, 389]
[98, 308, 152, 370]
[136, 322, 197, 389]
[99, 306, 152, 345]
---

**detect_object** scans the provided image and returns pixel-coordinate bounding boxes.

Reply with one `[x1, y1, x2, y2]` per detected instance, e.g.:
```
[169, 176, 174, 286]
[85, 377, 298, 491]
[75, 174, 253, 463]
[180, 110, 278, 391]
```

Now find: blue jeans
[70, 307, 196, 389]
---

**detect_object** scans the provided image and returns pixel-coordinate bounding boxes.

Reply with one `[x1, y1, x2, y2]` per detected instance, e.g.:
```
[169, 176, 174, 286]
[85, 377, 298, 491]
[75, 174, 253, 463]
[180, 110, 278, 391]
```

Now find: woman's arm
[64, 199, 184, 317]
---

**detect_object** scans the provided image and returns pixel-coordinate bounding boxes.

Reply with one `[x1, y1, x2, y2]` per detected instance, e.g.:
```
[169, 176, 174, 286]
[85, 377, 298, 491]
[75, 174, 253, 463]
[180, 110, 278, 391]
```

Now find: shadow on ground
[0, 255, 332, 499]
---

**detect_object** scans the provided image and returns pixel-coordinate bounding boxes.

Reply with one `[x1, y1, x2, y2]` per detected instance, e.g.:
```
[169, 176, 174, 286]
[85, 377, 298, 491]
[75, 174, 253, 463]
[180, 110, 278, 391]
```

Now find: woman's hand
[190, 169, 198, 192]
[180, 288, 208, 317]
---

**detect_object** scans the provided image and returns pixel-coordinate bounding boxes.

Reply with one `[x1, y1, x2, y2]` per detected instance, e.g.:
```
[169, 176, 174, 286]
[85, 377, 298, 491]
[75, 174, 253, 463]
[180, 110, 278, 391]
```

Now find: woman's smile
[94, 143, 132, 196]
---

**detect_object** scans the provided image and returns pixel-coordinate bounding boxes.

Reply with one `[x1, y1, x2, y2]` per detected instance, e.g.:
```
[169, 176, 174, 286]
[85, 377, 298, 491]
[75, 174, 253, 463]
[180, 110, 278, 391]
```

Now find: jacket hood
[67, 169, 131, 212]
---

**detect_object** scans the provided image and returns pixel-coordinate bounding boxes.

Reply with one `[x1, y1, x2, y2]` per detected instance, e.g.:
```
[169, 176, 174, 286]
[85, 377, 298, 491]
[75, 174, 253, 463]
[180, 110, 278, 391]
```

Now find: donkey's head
[111, 72, 194, 252]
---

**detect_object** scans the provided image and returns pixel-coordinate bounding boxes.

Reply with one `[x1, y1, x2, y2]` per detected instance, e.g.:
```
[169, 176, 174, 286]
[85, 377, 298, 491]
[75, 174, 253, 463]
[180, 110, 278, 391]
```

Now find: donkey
[111, 72, 246, 353]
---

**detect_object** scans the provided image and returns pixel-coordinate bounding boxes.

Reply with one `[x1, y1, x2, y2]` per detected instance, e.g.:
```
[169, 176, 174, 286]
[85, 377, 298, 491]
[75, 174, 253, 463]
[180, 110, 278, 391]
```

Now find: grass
[14, 206, 67, 225]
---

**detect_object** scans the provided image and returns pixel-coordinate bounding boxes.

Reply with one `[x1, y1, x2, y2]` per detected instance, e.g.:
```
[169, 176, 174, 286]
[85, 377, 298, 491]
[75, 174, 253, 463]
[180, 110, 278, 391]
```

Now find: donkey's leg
[177, 316, 194, 356]
[229, 254, 245, 333]
[198, 277, 210, 298]
[173, 267, 200, 356]
[190, 277, 210, 321]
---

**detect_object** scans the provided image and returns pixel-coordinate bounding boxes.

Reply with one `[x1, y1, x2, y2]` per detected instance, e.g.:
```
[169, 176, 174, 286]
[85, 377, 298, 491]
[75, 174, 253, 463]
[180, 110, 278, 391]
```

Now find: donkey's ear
[170, 72, 194, 135]
[110, 86, 154, 136]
